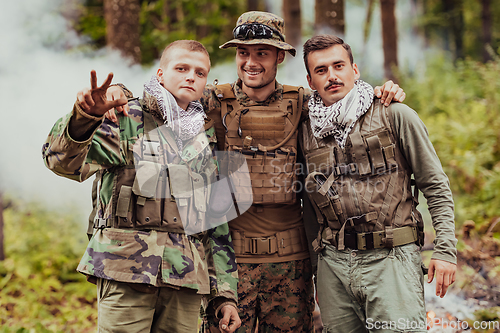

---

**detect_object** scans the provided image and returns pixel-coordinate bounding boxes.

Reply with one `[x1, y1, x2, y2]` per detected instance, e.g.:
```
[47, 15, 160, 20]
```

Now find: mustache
[325, 81, 344, 91]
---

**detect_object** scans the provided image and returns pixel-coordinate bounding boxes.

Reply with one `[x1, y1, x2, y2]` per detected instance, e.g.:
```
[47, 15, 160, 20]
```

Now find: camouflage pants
[202, 259, 315, 333]
[97, 278, 202, 333]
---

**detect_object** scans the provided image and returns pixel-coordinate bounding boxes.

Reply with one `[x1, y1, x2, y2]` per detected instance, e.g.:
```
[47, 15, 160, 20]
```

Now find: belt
[232, 227, 308, 257]
[322, 225, 418, 250]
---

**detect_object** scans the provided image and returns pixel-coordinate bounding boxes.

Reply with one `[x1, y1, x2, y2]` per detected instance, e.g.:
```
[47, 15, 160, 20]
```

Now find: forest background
[1, 0, 500, 332]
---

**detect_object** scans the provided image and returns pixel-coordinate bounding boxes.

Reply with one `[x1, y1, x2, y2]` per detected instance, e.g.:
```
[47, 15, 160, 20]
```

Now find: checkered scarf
[308, 80, 374, 147]
[144, 75, 205, 149]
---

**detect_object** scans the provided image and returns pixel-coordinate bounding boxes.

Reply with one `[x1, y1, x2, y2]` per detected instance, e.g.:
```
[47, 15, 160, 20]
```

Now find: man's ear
[277, 50, 285, 64]
[306, 74, 316, 91]
[353, 63, 360, 81]
[156, 68, 164, 83]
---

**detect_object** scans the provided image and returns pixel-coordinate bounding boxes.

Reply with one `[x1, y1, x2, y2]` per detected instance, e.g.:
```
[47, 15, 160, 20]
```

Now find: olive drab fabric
[301, 99, 424, 252]
[42, 91, 238, 303]
[215, 83, 303, 206]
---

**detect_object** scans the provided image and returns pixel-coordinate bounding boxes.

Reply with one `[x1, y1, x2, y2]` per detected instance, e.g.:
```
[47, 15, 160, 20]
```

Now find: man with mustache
[199, 12, 406, 332]
[104, 12, 405, 332]
[301, 34, 457, 333]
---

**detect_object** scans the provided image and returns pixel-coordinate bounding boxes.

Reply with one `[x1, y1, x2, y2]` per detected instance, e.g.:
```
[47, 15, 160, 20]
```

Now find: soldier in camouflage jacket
[42, 40, 240, 333]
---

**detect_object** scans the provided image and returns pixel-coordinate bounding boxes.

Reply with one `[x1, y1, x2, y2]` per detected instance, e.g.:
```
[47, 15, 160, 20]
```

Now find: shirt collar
[233, 79, 284, 106]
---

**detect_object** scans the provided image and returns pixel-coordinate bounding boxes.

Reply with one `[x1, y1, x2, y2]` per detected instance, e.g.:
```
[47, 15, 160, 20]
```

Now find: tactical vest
[301, 99, 424, 252]
[91, 102, 215, 235]
[214, 83, 304, 205]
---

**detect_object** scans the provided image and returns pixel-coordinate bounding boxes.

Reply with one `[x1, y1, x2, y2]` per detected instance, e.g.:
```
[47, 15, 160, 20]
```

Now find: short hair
[159, 40, 210, 69]
[303, 35, 354, 76]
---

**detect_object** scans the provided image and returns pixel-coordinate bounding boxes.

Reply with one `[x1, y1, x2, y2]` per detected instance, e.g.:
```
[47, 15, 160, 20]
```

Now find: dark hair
[303, 35, 353, 76]
[160, 40, 210, 69]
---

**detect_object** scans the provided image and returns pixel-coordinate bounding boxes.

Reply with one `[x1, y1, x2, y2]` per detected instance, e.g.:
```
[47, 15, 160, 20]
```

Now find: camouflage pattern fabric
[199, 80, 316, 331]
[42, 90, 237, 303]
[219, 11, 297, 56]
[201, 259, 315, 333]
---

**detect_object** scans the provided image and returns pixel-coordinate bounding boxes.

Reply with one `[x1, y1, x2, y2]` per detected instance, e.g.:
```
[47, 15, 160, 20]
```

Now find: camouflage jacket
[42, 89, 238, 305]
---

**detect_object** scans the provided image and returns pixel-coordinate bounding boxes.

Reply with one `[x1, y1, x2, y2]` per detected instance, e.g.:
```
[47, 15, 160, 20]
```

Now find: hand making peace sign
[76, 70, 128, 117]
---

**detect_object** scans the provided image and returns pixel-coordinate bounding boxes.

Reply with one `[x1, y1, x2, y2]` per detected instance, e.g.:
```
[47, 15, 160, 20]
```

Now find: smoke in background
[0, 0, 152, 221]
[0, 0, 424, 222]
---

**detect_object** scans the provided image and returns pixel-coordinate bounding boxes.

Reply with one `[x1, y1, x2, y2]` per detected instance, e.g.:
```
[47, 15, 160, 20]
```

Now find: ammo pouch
[305, 171, 343, 230]
[102, 107, 213, 234]
[168, 164, 209, 234]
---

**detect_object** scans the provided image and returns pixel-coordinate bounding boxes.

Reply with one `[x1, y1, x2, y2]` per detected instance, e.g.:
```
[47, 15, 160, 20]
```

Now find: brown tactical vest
[92, 103, 215, 235]
[214, 83, 304, 205]
[301, 99, 424, 251]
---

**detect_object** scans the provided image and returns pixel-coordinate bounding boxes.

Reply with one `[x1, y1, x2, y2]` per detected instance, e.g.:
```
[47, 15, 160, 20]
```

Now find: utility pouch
[305, 172, 341, 225]
[191, 172, 207, 219]
[168, 164, 194, 207]
[132, 160, 162, 203]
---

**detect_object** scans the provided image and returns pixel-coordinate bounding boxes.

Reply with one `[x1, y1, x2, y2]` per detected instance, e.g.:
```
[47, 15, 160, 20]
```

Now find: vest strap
[350, 132, 371, 176]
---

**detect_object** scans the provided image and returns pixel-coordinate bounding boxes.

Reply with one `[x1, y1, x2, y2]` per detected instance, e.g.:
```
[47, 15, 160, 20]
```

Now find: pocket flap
[168, 164, 193, 199]
[132, 160, 161, 198]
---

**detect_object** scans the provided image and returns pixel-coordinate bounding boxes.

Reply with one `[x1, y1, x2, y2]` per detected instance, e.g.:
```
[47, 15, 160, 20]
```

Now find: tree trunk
[380, 0, 399, 82]
[0, 193, 4, 261]
[104, 0, 141, 64]
[283, 0, 302, 48]
[363, 0, 376, 45]
[247, 0, 258, 11]
[421, 0, 431, 48]
[196, 2, 213, 40]
[481, 0, 492, 63]
[442, 0, 464, 62]
[163, 0, 179, 32]
[314, 0, 345, 36]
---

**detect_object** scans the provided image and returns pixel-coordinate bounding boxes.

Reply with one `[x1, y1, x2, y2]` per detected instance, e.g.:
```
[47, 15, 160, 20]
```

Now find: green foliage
[74, 0, 106, 49]
[0, 199, 96, 332]
[74, 0, 246, 65]
[399, 54, 500, 229]
[418, 0, 500, 62]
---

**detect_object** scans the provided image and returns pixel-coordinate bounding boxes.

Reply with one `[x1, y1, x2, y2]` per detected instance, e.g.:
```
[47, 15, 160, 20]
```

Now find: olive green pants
[97, 278, 202, 333]
[317, 243, 427, 333]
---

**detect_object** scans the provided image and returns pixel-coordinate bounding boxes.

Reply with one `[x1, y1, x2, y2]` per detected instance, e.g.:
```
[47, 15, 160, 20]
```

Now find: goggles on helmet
[233, 23, 285, 42]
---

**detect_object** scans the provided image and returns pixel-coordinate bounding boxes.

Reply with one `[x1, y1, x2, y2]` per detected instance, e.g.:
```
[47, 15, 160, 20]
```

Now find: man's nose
[246, 54, 257, 67]
[327, 67, 337, 81]
[186, 70, 195, 82]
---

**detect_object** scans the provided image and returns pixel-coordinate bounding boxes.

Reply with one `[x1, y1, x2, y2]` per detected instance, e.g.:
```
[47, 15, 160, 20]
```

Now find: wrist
[215, 301, 237, 319]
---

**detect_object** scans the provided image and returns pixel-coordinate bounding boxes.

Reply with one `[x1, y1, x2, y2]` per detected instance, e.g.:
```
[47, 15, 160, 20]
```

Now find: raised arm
[42, 71, 129, 182]
[77, 70, 128, 118]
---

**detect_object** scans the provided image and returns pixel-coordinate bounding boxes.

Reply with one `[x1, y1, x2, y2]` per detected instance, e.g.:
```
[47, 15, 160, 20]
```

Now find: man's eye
[177, 67, 185, 71]
[197, 72, 206, 77]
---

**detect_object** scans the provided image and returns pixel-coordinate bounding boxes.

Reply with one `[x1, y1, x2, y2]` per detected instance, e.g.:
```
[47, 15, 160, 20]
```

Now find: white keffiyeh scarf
[308, 80, 374, 147]
[144, 75, 205, 149]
